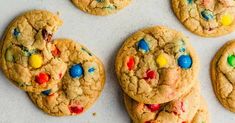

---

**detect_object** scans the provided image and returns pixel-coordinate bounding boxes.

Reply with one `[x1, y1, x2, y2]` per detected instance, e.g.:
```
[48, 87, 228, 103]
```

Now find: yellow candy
[221, 14, 233, 26]
[156, 54, 168, 68]
[29, 54, 43, 68]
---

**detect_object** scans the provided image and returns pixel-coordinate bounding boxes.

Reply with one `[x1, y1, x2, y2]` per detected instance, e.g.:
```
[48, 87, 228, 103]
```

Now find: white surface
[0, 0, 234, 123]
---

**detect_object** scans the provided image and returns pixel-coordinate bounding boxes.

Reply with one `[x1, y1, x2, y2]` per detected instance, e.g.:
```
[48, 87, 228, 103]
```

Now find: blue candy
[201, 10, 214, 21]
[41, 89, 51, 96]
[187, 0, 193, 4]
[179, 47, 186, 52]
[69, 64, 84, 78]
[88, 67, 95, 73]
[137, 39, 150, 53]
[178, 55, 192, 69]
[13, 28, 20, 37]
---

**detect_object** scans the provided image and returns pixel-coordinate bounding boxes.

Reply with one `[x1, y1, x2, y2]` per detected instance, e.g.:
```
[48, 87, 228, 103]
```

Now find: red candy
[182, 121, 187, 123]
[144, 70, 156, 80]
[59, 72, 63, 79]
[69, 105, 84, 114]
[51, 46, 60, 57]
[181, 101, 185, 112]
[127, 57, 135, 70]
[146, 104, 161, 112]
[35, 73, 50, 85]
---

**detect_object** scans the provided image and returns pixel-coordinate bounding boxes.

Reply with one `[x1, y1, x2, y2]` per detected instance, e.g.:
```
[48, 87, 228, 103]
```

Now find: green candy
[5, 48, 14, 62]
[227, 55, 235, 67]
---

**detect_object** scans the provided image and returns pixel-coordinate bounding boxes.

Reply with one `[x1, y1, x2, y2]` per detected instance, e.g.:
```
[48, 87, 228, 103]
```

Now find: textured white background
[0, 0, 234, 123]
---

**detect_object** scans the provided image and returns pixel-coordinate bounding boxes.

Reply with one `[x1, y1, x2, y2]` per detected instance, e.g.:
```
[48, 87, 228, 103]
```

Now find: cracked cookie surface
[124, 83, 209, 123]
[172, 0, 235, 37]
[115, 26, 199, 104]
[28, 39, 105, 116]
[71, 0, 131, 16]
[0, 10, 67, 92]
[211, 40, 235, 112]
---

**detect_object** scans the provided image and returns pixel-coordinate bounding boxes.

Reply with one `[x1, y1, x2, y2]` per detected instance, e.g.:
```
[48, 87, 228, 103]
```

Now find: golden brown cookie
[211, 40, 235, 112]
[71, 0, 132, 16]
[28, 39, 105, 116]
[172, 0, 235, 37]
[115, 26, 199, 104]
[0, 10, 67, 92]
[124, 83, 209, 123]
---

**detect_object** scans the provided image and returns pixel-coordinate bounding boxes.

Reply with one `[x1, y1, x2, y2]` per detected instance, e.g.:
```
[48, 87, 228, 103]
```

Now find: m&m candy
[127, 57, 135, 70]
[201, 10, 214, 21]
[69, 104, 84, 114]
[178, 55, 192, 69]
[29, 54, 43, 69]
[137, 39, 150, 53]
[88, 67, 95, 73]
[146, 104, 161, 112]
[227, 55, 235, 67]
[144, 70, 156, 80]
[221, 14, 233, 26]
[51, 45, 60, 57]
[13, 28, 20, 37]
[69, 64, 84, 78]
[187, 0, 193, 4]
[156, 54, 168, 68]
[5, 48, 14, 62]
[41, 89, 51, 96]
[35, 72, 50, 85]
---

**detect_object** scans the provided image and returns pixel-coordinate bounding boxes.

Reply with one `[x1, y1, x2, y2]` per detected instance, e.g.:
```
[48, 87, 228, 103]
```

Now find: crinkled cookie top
[211, 40, 235, 112]
[71, 0, 132, 16]
[28, 39, 105, 116]
[172, 0, 235, 37]
[0, 10, 66, 92]
[115, 26, 199, 104]
[124, 83, 209, 123]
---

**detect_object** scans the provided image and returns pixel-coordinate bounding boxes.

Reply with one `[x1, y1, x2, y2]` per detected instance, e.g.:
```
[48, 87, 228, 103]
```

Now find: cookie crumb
[92, 112, 96, 116]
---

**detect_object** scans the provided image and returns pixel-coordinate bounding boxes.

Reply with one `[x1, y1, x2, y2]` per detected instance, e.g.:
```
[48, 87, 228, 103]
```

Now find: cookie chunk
[211, 40, 235, 112]
[71, 0, 132, 16]
[115, 26, 199, 104]
[0, 10, 67, 92]
[124, 83, 209, 123]
[28, 39, 105, 116]
[172, 0, 235, 37]
[191, 98, 210, 123]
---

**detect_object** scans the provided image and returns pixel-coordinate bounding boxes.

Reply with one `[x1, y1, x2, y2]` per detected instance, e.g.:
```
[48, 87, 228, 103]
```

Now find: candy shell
[137, 39, 150, 53]
[227, 55, 235, 67]
[178, 55, 192, 69]
[69, 64, 84, 78]
[156, 54, 168, 68]
[29, 54, 43, 68]
[221, 14, 233, 26]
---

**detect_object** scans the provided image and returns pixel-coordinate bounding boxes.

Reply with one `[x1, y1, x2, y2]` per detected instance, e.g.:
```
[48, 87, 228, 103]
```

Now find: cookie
[71, 0, 132, 16]
[28, 39, 105, 116]
[172, 0, 235, 37]
[191, 98, 210, 123]
[124, 83, 209, 123]
[0, 10, 67, 92]
[211, 40, 235, 112]
[115, 26, 199, 104]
